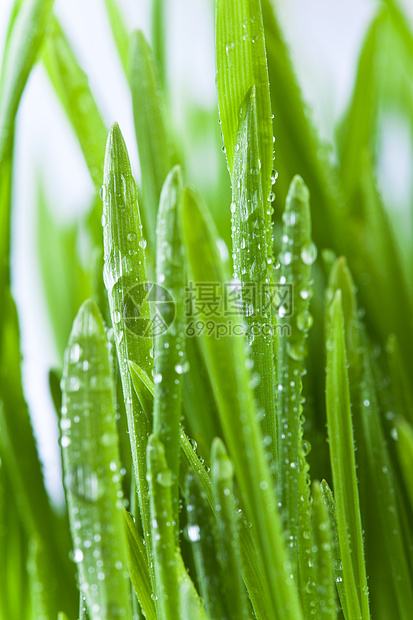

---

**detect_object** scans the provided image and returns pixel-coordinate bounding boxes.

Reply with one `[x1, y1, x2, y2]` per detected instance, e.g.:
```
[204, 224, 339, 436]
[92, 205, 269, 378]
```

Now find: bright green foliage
[210, 438, 248, 620]
[3, 0, 413, 618]
[102, 122, 153, 575]
[0, 0, 54, 164]
[325, 291, 370, 619]
[277, 175, 315, 577]
[182, 187, 302, 620]
[216, 0, 273, 203]
[231, 87, 277, 465]
[311, 482, 337, 619]
[130, 31, 176, 252]
[43, 19, 107, 190]
[123, 510, 156, 620]
[147, 435, 180, 620]
[153, 166, 185, 525]
[61, 300, 132, 619]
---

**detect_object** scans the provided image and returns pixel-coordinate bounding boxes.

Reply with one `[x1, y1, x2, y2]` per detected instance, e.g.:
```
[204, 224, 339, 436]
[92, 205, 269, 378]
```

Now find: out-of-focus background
[0, 0, 412, 505]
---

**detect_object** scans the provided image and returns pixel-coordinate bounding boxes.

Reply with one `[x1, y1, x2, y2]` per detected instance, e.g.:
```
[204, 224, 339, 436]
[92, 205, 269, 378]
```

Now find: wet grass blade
[185, 469, 226, 619]
[231, 87, 277, 467]
[153, 166, 185, 525]
[61, 299, 132, 619]
[216, 0, 273, 203]
[0, 0, 54, 165]
[102, 123, 154, 579]
[182, 187, 302, 620]
[260, 0, 338, 246]
[311, 481, 337, 620]
[211, 438, 249, 620]
[147, 435, 180, 620]
[277, 175, 316, 576]
[129, 359, 272, 620]
[320, 480, 347, 617]
[130, 31, 176, 251]
[360, 345, 413, 619]
[325, 291, 370, 619]
[123, 510, 156, 620]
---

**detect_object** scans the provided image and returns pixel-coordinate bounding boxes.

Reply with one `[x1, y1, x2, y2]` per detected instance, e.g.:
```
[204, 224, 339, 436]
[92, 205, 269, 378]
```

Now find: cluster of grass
[1, 0, 413, 618]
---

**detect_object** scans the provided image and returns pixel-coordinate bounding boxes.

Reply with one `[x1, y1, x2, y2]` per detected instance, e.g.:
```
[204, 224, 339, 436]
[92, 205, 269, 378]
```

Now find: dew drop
[187, 525, 201, 542]
[301, 242, 318, 265]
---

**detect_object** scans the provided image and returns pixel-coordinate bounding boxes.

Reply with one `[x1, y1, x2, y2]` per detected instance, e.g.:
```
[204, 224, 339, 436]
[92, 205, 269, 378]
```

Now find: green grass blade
[182, 186, 302, 620]
[147, 434, 180, 620]
[320, 480, 347, 618]
[277, 175, 316, 576]
[231, 86, 276, 465]
[43, 18, 108, 191]
[123, 510, 156, 620]
[325, 291, 369, 619]
[27, 537, 58, 620]
[0, 292, 76, 616]
[151, 0, 166, 89]
[37, 186, 90, 358]
[153, 166, 184, 525]
[182, 337, 222, 466]
[260, 0, 338, 246]
[211, 438, 249, 620]
[0, 0, 54, 165]
[360, 345, 413, 619]
[216, 0, 273, 204]
[311, 481, 337, 620]
[337, 10, 387, 197]
[185, 468, 226, 619]
[386, 335, 413, 425]
[395, 418, 413, 511]
[296, 446, 316, 617]
[103, 0, 130, 76]
[382, 0, 413, 58]
[102, 122, 153, 576]
[129, 359, 272, 620]
[61, 299, 133, 619]
[174, 552, 208, 620]
[130, 31, 176, 251]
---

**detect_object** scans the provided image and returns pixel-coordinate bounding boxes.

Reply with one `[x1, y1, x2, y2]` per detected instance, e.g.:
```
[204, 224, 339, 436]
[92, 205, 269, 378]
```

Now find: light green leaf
[129, 359, 272, 620]
[104, 0, 130, 76]
[211, 438, 249, 620]
[147, 435, 180, 620]
[182, 186, 302, 620]
[153, 166, 185, 525]
[216, 0, 273, 203]
[325, 291, 370, 620]
[360, 345, 413, 619]
[123, 510, 155, 620]
[0, 0, 54, 165]
[185, 469, 227, 619]
[231, 86, 276, 464]
[311, 481, 337, 620]
[130, 31, 176, 251]
[102, 122, 153, 580]
[61, 300, 133, 620]
[43, 18, 108, 190]
[277, 175, 316, 576]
